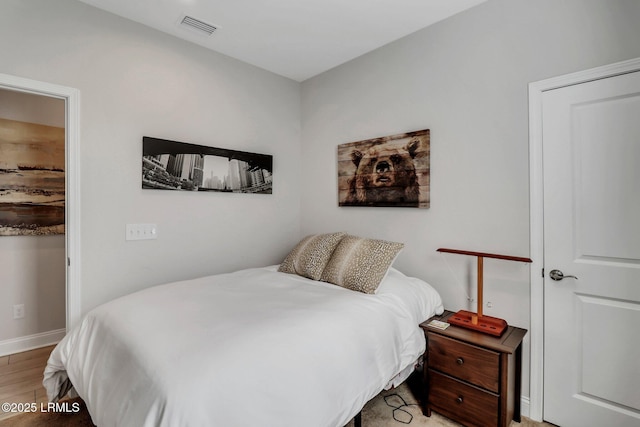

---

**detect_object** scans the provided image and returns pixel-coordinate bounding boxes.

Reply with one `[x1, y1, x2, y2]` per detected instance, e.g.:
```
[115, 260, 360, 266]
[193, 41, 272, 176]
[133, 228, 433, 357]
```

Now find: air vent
[180, 15, 217, 36]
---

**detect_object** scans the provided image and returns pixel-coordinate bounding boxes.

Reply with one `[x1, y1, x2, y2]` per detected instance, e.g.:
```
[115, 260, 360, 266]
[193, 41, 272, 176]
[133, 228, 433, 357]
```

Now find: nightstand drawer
[429, 370, 499, 427]
[428, 333, 500, 392]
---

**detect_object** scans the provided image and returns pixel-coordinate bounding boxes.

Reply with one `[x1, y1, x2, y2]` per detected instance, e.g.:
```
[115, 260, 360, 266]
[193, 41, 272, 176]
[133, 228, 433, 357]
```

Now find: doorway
[0, 73, 80, 354]
[529, 58, 640, 425]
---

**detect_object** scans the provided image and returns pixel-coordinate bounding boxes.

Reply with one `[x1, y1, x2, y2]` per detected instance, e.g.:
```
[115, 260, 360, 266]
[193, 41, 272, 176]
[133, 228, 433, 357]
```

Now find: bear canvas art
[338, 129, 430, 208]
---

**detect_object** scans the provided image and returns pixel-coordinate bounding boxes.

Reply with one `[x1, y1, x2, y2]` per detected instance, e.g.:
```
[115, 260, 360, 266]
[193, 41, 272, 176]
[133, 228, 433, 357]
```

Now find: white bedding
[44, 266, 443, 427]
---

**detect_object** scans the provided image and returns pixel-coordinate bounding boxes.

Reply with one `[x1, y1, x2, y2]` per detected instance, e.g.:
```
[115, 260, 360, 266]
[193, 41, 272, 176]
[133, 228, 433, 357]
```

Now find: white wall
[0, 0, 302, 316]
[0, 89, 66, 345]
[300, 0, 640, 408]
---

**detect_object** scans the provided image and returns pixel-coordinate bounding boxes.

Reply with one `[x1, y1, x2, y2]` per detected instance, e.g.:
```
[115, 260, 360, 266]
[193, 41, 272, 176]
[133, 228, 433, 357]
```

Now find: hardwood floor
[0, 345, 55, 422]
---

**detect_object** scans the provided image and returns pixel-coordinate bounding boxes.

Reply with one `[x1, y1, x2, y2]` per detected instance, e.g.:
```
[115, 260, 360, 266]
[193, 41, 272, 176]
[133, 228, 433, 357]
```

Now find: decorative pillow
[320, 235, 404, 294]
[278, 232, 346, 280]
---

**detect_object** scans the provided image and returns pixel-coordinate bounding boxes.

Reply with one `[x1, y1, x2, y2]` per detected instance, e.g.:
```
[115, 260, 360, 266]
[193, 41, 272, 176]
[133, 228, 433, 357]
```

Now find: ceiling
[77, 0, 487, 82]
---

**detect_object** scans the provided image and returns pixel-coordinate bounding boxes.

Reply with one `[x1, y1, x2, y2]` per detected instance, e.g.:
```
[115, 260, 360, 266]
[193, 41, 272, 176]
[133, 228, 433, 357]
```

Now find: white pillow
[376, 268, 445, 324]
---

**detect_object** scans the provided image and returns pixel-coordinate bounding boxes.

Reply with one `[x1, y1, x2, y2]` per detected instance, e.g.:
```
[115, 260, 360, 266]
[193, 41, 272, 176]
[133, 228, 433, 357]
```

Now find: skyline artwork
[142, 137, 273, 194]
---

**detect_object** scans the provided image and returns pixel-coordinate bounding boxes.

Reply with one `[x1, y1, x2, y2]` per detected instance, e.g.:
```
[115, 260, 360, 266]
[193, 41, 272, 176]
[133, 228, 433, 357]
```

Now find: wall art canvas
[142, 137, 273, 194]
[338, 129, 430, 208]
[0, 118, 65, 235]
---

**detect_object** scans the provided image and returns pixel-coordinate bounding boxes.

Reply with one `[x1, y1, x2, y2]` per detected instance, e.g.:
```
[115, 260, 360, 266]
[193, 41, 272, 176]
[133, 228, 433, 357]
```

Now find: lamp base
[448, 310, 507, 337]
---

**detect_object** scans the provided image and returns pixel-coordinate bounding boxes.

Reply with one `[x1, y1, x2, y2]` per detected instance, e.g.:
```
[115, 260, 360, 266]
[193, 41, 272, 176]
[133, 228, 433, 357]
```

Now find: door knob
[549, 269, 578, 281]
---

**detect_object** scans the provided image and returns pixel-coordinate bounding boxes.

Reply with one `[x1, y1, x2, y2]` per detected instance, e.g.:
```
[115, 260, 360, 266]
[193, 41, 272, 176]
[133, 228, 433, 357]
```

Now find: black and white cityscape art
[142, 137, 273, 194]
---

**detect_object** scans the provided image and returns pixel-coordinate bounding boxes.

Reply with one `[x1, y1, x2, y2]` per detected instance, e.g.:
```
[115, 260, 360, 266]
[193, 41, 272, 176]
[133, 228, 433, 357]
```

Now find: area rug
[344, 376, 553, 427]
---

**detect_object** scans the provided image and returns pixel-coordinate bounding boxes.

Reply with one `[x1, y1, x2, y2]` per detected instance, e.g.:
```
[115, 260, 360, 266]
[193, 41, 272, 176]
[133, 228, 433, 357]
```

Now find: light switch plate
[126, 223, 158, 241]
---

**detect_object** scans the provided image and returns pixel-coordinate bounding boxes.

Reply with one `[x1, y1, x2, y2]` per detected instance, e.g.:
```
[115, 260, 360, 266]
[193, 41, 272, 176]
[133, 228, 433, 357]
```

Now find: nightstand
[420, 310, 527, 427]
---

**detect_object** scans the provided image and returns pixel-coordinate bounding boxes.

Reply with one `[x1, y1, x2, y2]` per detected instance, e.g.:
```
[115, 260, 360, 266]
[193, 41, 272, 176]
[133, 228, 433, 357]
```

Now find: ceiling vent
[179, 15, 217, 36]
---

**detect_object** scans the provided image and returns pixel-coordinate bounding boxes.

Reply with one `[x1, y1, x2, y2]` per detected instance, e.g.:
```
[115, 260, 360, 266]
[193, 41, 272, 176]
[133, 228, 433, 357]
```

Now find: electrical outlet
[125, 223, 158, 241]
[13, 304, 25, 319]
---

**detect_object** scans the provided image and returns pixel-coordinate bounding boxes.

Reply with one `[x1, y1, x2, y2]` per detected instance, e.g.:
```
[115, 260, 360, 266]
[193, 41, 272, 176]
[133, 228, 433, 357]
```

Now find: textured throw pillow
[278, 232, 346, 280]
[320, 235, 404, 294]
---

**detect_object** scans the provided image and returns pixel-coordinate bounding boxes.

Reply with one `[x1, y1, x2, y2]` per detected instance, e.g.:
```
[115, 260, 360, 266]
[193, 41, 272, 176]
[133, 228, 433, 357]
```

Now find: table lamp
[437, 248, 532, 336]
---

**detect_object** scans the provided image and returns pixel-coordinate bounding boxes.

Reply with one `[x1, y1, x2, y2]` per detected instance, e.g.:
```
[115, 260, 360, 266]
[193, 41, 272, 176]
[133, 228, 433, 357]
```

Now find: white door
[542, 70, 640, 426]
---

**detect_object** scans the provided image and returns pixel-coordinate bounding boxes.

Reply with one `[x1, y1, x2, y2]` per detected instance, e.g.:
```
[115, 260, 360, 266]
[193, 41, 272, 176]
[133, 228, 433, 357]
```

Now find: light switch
[126, 223, 158, 241]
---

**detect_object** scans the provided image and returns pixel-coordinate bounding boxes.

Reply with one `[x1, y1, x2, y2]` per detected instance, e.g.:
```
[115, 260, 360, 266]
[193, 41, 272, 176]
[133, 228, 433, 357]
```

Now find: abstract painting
[0, 118, 65, 235]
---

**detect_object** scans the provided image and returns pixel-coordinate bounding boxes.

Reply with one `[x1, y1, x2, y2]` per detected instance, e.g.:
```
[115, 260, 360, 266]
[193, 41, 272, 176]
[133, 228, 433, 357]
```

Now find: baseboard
[521, 395, 531, 419]
[0, 328, 65, 357]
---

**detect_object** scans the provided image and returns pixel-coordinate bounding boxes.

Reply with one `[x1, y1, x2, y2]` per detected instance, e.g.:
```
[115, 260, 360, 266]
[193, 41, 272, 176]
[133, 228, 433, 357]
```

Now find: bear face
[346, 137, 421, 207]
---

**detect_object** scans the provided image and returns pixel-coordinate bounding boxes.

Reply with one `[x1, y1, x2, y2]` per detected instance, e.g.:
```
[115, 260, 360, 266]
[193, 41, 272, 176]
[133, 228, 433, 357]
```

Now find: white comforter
[44, 266, 443, 427]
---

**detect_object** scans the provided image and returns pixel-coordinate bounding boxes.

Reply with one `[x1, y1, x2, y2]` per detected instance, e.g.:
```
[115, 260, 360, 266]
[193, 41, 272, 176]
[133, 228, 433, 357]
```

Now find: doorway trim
[528, 57, 640, 422]
[0, 73, 81, 332]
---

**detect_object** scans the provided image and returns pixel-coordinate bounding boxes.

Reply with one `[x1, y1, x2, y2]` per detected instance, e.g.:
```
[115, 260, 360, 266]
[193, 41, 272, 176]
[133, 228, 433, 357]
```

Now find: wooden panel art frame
[338, 129, 430, 208]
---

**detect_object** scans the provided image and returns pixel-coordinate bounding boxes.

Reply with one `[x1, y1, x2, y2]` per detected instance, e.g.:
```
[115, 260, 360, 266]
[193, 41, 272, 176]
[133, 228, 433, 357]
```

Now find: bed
[44, 233, 443, 427]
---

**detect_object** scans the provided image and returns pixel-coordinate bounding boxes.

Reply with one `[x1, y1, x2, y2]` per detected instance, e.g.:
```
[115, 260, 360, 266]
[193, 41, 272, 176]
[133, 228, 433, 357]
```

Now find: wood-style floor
[0, 345, 55, 422]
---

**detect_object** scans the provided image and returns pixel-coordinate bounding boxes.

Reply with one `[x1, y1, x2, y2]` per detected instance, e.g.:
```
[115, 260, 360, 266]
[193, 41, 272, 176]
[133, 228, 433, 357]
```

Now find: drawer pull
[456, 396, 464, 404]
[456, 357, 464, 365]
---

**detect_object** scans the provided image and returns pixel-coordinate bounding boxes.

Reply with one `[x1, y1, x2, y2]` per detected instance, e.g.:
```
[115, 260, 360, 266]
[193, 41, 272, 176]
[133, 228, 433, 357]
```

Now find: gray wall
[301, 0, 640, 406]
[0, 0, 302, 320]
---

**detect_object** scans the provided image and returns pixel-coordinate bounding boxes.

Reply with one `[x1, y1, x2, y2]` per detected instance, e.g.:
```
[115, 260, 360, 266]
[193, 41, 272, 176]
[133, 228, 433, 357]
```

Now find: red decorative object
[437, 248, 532, 337]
